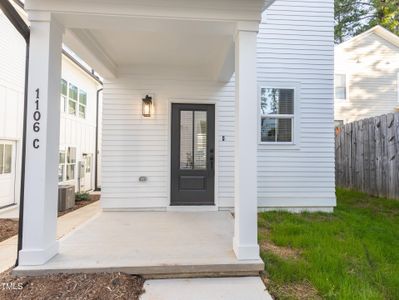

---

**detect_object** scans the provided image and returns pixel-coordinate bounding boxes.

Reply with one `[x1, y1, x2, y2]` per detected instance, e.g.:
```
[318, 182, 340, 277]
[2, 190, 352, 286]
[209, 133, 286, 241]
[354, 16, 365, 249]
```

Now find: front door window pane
[194, 111, 207, 169]
[180, 111, 193, 169]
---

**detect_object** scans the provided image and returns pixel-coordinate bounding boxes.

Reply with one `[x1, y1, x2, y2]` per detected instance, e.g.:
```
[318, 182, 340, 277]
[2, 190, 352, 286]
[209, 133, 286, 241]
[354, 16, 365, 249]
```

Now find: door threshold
[167, 205, 218, 212]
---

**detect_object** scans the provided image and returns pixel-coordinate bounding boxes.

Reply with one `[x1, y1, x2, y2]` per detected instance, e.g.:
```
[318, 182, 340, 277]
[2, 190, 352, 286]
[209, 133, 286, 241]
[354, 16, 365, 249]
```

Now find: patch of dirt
[0, 219, 18, 243]
[0, 194, 99, 242]
[262, 275, 321, 300]
[0, 269, 145, 300]
[58, 193, 100, 217]
[260, 240, 301, 260]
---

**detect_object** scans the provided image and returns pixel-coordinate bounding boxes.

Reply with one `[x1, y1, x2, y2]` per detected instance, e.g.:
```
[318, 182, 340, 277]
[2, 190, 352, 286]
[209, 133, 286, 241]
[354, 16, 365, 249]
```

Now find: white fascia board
[336, 25, 399, 50]
[25, 0, 265, 22]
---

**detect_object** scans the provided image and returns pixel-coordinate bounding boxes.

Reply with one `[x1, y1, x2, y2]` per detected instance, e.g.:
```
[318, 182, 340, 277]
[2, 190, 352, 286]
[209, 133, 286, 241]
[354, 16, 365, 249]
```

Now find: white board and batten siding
[0, 9, 101, 207]
[59, 56, 101, 192]
[101, 0, 336, 211]
[335, 30, 399, 123]
[0, 11, 26, 207]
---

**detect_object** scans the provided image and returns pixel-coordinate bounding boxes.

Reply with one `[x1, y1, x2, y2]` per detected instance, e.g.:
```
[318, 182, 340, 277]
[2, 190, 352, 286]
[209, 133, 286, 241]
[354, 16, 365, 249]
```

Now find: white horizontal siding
[256, 0, 336, 208]
[101, 78, 236, 208]
[335, 32, 399, 123]
[101, 0, 336, 210]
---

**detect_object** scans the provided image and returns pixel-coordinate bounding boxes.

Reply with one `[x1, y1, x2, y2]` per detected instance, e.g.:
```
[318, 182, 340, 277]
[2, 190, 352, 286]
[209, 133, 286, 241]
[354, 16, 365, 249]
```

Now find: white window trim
[334, 73, 349, 102]
[59, 145, 77, 183]
[63, 79, 87, 119]
[60, 79, 68, 113]
[258, 82, 301, 149]
[68, 82, 79, 116]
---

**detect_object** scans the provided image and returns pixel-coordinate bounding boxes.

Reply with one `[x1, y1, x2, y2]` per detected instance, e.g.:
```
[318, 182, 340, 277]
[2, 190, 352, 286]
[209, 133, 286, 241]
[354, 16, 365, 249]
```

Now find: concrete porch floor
[14, 211, 264, 278]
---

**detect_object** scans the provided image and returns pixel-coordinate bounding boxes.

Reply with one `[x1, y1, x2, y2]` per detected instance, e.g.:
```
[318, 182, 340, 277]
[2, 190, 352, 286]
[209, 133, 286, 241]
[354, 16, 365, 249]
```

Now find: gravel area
[0, 269, 144, 300]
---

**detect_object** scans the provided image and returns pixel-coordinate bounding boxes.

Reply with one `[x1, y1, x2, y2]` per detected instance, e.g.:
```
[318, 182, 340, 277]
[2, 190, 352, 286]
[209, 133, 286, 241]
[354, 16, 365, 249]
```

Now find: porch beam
[233, 21, 260, 260]
[19, 13, 63, 266]
[215, 41, 235, 82]
[63, 29, 117, 79]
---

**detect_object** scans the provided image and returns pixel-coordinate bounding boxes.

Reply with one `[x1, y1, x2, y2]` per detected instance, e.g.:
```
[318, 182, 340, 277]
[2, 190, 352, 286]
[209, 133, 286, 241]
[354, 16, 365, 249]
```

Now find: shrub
[75, 192, 90, 202]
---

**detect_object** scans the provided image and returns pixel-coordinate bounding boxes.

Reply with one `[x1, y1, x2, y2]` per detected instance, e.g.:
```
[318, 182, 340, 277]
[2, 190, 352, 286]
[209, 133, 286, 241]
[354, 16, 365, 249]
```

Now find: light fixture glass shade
[142, 95, 152, 117]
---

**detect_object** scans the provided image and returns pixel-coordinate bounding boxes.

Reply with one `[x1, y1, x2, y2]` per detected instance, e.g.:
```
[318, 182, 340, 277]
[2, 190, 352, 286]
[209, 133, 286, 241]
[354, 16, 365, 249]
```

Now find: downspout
[94, 88, 103, 191]
[0, 0, 30, 267]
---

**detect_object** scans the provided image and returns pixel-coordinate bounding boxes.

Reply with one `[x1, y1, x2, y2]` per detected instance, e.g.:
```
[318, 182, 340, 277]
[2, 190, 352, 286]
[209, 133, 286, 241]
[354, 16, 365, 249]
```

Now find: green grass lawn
[259, 188, 399, 299]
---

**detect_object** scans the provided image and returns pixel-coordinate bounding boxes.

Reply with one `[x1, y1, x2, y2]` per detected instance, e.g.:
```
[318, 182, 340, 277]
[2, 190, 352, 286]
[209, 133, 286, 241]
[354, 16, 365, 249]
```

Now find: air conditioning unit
[58, 185, 75, 212]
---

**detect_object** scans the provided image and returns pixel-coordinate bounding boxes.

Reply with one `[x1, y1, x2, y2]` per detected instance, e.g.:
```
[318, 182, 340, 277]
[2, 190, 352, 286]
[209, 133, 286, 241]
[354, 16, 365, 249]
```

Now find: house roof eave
[336, 25, 399, 50]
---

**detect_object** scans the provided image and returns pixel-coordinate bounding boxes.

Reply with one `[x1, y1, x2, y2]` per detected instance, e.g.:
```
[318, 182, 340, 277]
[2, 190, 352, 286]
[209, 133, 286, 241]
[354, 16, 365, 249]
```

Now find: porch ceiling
[63, 17, 236, 80]
[89, 26, 232, 69]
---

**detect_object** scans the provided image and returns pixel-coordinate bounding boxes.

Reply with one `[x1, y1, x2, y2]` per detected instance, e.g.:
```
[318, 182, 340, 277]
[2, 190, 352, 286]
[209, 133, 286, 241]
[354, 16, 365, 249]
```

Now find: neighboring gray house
[335, 25, 399, 124]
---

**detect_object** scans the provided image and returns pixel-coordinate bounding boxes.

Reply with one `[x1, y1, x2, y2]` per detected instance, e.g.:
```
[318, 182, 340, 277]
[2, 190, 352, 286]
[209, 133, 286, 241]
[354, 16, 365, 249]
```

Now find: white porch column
[233, 22, 260, 260]
[19, 14, 64, 265]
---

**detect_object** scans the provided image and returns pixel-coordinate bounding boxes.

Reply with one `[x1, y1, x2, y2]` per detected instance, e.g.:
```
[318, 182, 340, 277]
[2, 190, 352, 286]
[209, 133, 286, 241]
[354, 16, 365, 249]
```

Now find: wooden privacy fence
[335, 113, 399, 199]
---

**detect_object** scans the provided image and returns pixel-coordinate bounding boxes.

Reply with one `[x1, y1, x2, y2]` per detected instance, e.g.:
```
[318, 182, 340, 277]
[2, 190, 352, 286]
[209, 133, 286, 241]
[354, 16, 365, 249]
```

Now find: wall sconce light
[142, 95, 153, 117]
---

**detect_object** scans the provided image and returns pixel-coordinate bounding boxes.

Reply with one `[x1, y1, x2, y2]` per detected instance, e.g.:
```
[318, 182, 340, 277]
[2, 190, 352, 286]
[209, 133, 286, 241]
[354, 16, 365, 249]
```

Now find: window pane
[66, 165, 75, 180]
[79, 90, 87, 105]
[261, 118, 277, 142]
[59, 151, 65, 164]
[277, 119, 292, 142]
[335, 74, 347, 99]
[85, 156, 91, 173]
[261, 88, 294, 115]
[69, 99, 76, 115]
[69, 84, 78, 100]
[3, 144, 12, 173]
[335, 87, 346, 99]
[79, 104, 86, 119]
[61, 79, 68, 96]
[335, 74, 346, 87]
[180, 111, 193, 169]
[261, 118, 293, 143]
[67, 147, 76, 164]
[58, 165, 64, 182]
[0, 144, 3, 174]
[194, 111, 207, 170]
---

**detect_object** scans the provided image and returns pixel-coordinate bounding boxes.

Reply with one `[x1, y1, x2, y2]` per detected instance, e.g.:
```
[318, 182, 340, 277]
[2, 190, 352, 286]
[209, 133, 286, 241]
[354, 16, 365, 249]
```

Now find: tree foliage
[335, 0, 399, 43]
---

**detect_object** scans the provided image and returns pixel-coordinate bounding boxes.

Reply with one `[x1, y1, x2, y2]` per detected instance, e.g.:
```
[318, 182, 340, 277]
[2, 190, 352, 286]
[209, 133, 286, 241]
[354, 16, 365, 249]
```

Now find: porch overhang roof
[25, 0, 277, 80]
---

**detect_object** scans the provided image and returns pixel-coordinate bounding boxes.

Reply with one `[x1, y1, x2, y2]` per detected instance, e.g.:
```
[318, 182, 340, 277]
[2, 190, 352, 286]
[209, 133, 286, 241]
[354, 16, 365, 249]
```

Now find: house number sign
[32, 88, 41, 149]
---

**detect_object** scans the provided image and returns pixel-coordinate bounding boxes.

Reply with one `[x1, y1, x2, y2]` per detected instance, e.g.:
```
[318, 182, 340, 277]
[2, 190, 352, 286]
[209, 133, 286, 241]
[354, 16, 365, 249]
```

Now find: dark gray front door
[171, 104, 215, 205]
